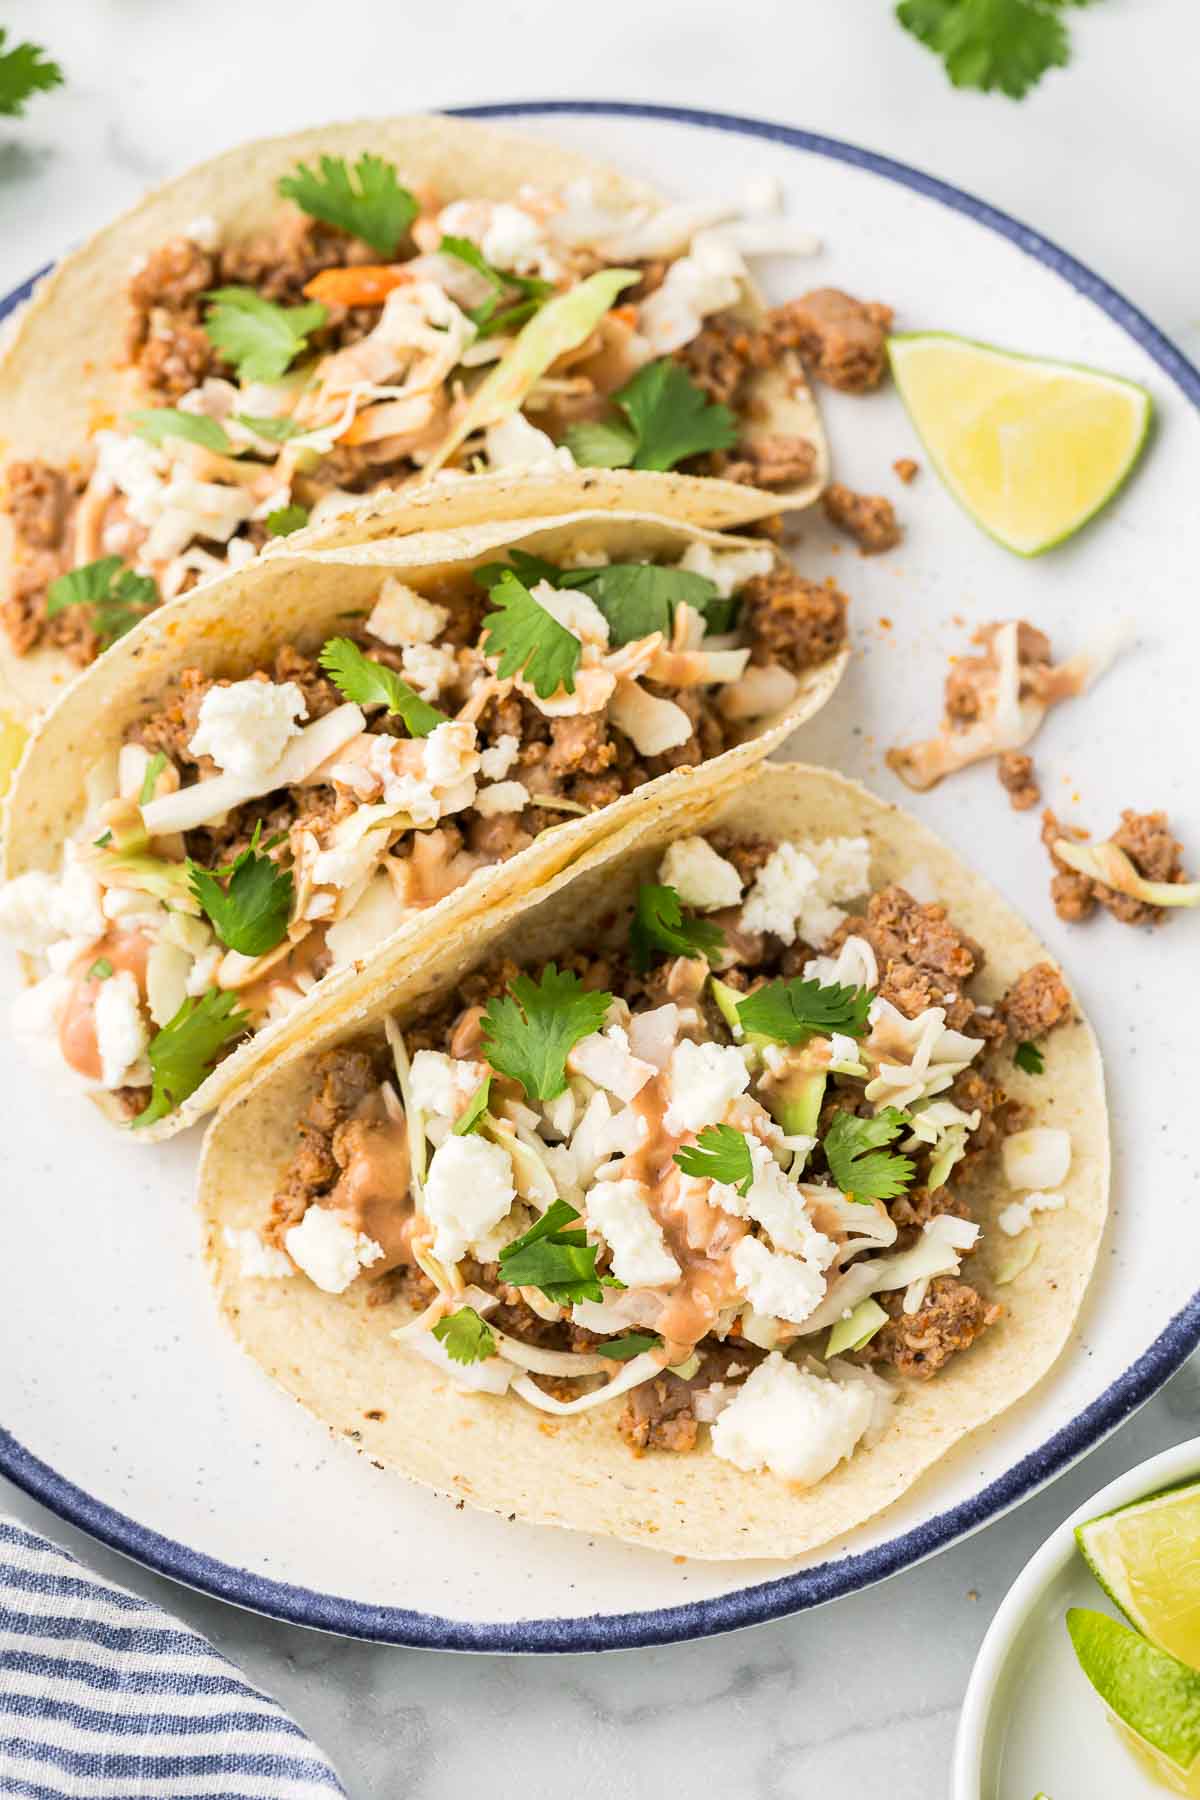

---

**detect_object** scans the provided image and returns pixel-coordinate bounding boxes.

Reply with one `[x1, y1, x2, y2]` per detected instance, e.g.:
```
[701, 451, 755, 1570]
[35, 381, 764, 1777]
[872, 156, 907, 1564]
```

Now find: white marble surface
[2, 2, 1199, 1793]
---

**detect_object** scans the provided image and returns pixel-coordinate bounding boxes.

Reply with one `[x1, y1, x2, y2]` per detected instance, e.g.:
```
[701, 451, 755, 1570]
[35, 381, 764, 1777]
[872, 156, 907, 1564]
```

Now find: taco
[0, 112, 860, 717]
[0, 497, 848, 1138]
[199, 763, 1107, 1560]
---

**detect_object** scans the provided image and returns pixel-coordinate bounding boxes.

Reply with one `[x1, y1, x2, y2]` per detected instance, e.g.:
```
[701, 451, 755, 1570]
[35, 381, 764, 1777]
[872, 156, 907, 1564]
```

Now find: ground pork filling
[253, 833, 1075, 1476]
[1, 135, 894, 669]
[0, 555, 847, 1124]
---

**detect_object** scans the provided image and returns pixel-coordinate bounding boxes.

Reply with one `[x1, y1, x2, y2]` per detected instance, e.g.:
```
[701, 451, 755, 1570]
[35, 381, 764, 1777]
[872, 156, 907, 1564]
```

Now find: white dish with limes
[955, 1437, 1200, 1798]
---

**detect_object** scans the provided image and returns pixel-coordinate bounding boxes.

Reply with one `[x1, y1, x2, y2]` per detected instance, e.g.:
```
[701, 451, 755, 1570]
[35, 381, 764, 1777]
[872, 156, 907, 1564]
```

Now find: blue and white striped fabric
[0, 1515, 346, 1799]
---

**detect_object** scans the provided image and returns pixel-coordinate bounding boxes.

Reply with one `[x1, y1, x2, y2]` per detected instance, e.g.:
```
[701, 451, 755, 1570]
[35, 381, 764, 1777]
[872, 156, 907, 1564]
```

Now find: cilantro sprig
[318, 636, 446, 736]
[440, 235, 553, 339]
[133, 990, 250, 1130]
[565, 359, 737, 474]
[45, 557, 159, 648]
[822, 1106, 914, 1204]
[674, 1125, 754, 1197]
[203, 287, 327, 383]
[0, 32, 63, 117]
[432, 1306, 496, 1365]
[481, 572, 582, 700]
[475, 550, 731, 645]
[630, 884, 725, 973]
[736, 978, 872, 1047]
[481, 967, 612, 1101]
[595, 1332, 661, 1361]
[188, 823, 294, 958]
[498, 1198, 604, 1305]
[896, 0, 1095, 100]
[278, 154, 417, 258]
[1014, 1040, 1045, 1075]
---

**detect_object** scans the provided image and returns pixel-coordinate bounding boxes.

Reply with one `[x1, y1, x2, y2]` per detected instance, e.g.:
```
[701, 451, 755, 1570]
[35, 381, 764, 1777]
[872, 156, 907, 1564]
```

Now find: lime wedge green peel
[1068, 1607, 1200, 1789]
[887, 332, 1153, 556]
[1077, 1479, 1200, 1667]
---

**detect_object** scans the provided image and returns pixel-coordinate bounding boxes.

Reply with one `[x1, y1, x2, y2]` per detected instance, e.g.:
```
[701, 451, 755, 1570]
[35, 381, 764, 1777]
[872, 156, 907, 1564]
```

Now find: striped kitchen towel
[0, 1515, 346, 1799]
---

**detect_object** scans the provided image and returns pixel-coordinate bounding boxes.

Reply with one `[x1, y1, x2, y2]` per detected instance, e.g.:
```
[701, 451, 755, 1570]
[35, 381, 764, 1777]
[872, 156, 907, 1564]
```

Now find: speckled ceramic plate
[2, 103, 1197, 1652]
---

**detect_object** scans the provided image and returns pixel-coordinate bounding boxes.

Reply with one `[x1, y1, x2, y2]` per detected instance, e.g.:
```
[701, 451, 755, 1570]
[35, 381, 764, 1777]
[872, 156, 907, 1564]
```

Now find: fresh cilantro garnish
[318, 636, 446, 735]
[278, 153, 417, 258]
[133, 989, 250, 1129]
[566, 359, 738, 474]
[235, 413, 304, 443]
[562, 419, 644, 470]
[473, 548, 562, 591]
[1014, 1040, 1045, 1075]
[629, 883, 725, 973]
[475, 553, 730, 646]
[823, 1106, 914, 1203]
[896, 0, 1093, 100]
[88, 957, 113, 982]
[498, 1198, 604, 1305]
[452, 1076, 492, 1136]
[187, 822, 294, 957]
[481, 572, 581, 700]
[439, 235, 553, 339]
[595, 1332, 661, 1361]
[674, 1124, 754, 1196]
[736, 977, 872, 1046]
[93, 830, 113, 849]
[138, 751, 166, 807]
[45, 557, 159, 647]
[265, 503, 310, 537]
[129, 408, 231, 454]
[432, 1306, 496, 1365]
[481, 967, 612, 1101]
[0, 32, 63, 117]
[203, 287, 327, 383]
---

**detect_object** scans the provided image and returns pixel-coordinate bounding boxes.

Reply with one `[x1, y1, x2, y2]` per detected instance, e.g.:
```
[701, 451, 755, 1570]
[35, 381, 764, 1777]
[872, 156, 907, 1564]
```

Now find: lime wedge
[1077, 1479, 1200, 1667]
[887, 332, 1152, 555]
[1068, 1608, 1200, 1791]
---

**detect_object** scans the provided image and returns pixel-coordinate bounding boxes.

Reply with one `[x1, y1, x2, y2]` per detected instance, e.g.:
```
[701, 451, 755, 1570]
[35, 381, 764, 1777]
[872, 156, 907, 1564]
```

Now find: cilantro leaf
[613, 359, 738, 472]
[481, 571, 582, 700]
[568, 564, 723, 646]
[896, 0, 1084, 99]
[45, 557, 159, 647]
[188, 824, 294, 957]
[562, 418, 639, 469]
[629, 884, 725, 973]
[234, 413, 304, 443]
[0, 33, 63, 118]
[439, 235, 552, 339]
[473, 548, 562, 591]
[133, 989, 250, 1129]
[278, 153, 417, 257]
[498, 1198, 604, 1304]
[595, 1332, 661, 1361]
[88, 957, 113, 982]
[736, 978, 872, 1046]
[432, 1306, 496, 1365]
[203, 287, 327, 383]
[674, 1124, 754, 1196]
[265, 503, 310, 537]
[823, 1106, 914, 1203]
[138, 751, 166, 807]
[1014, 1039, 1045, 1075]
[318, 636, 446, 735]
[452, 1076, 492, 1136]
[481, 967, 612, 1101]
[129, 408, 232, 454]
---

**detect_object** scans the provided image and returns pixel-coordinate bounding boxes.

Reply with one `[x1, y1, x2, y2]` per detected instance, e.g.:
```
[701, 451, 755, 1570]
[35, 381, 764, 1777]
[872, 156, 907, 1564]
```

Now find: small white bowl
[953, 1435, 1200, 1799]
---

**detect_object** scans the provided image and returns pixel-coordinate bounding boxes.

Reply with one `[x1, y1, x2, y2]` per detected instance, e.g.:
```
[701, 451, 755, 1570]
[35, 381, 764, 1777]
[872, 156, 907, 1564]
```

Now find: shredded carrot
[302, 265, 410, 307]
[609, 304, 639, 329]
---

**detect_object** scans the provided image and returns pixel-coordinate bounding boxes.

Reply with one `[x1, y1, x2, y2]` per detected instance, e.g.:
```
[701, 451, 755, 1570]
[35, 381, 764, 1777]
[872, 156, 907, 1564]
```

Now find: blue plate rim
[3, 98, 1199, 1655]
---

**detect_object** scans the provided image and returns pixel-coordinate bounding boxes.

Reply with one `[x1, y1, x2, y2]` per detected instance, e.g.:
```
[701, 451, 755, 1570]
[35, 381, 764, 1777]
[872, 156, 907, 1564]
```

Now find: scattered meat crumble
[997, 751, 1041, 812]
[1043, 807, 1193, 926]
[893, 457, 920, 484]
[821, 483, 903, 555]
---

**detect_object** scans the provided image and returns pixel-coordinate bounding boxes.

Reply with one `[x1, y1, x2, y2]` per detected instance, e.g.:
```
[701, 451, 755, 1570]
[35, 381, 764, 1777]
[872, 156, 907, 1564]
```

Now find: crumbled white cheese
[568, 1025, 656, 1103]
[223, 1226, 295, 1280]
[0, 871, 73, 953]
[731, 1235, 826, 1325]
[586, 1178, 680, 1287]
[741, 836, 871, 947]
[474, 781, 531, 818]
[410, 1050, 488, 1123]
[608, 680, 694, 757]
[710, 1140, 838, 1268]
[658, 836, 743, 912]
[285, 1207, 384, 1293]
[626, 1003, 680, 1072]
[355, 720, 481, 825]
[998, 1190, 1065, 1237]
[530, 579, 610, 647]
[663, 1039, 750, 1134]
[188, 680, 308, 779]
[484, 414, 575, 473]
[400, 641, 459, 700]
[423, 1133, 516, 1265]
[93, 969, 150, 1089]
[1002, 1127, 1072, 1192]
[710, 1353, 876, 1484]
[480, 202, 547, 272]
[739, 842, 821, 944]
[677, 541, 774, 600]
[638, 233, 746, 355]
[480, 734, 520, 781]
[366, 578, 450, 647]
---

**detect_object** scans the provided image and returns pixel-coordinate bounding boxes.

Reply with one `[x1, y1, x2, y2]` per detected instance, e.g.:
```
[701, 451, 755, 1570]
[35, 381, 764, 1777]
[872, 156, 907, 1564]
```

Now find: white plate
[3, 102, 1199, 1651]
[953, 1435, 1200, 1797]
